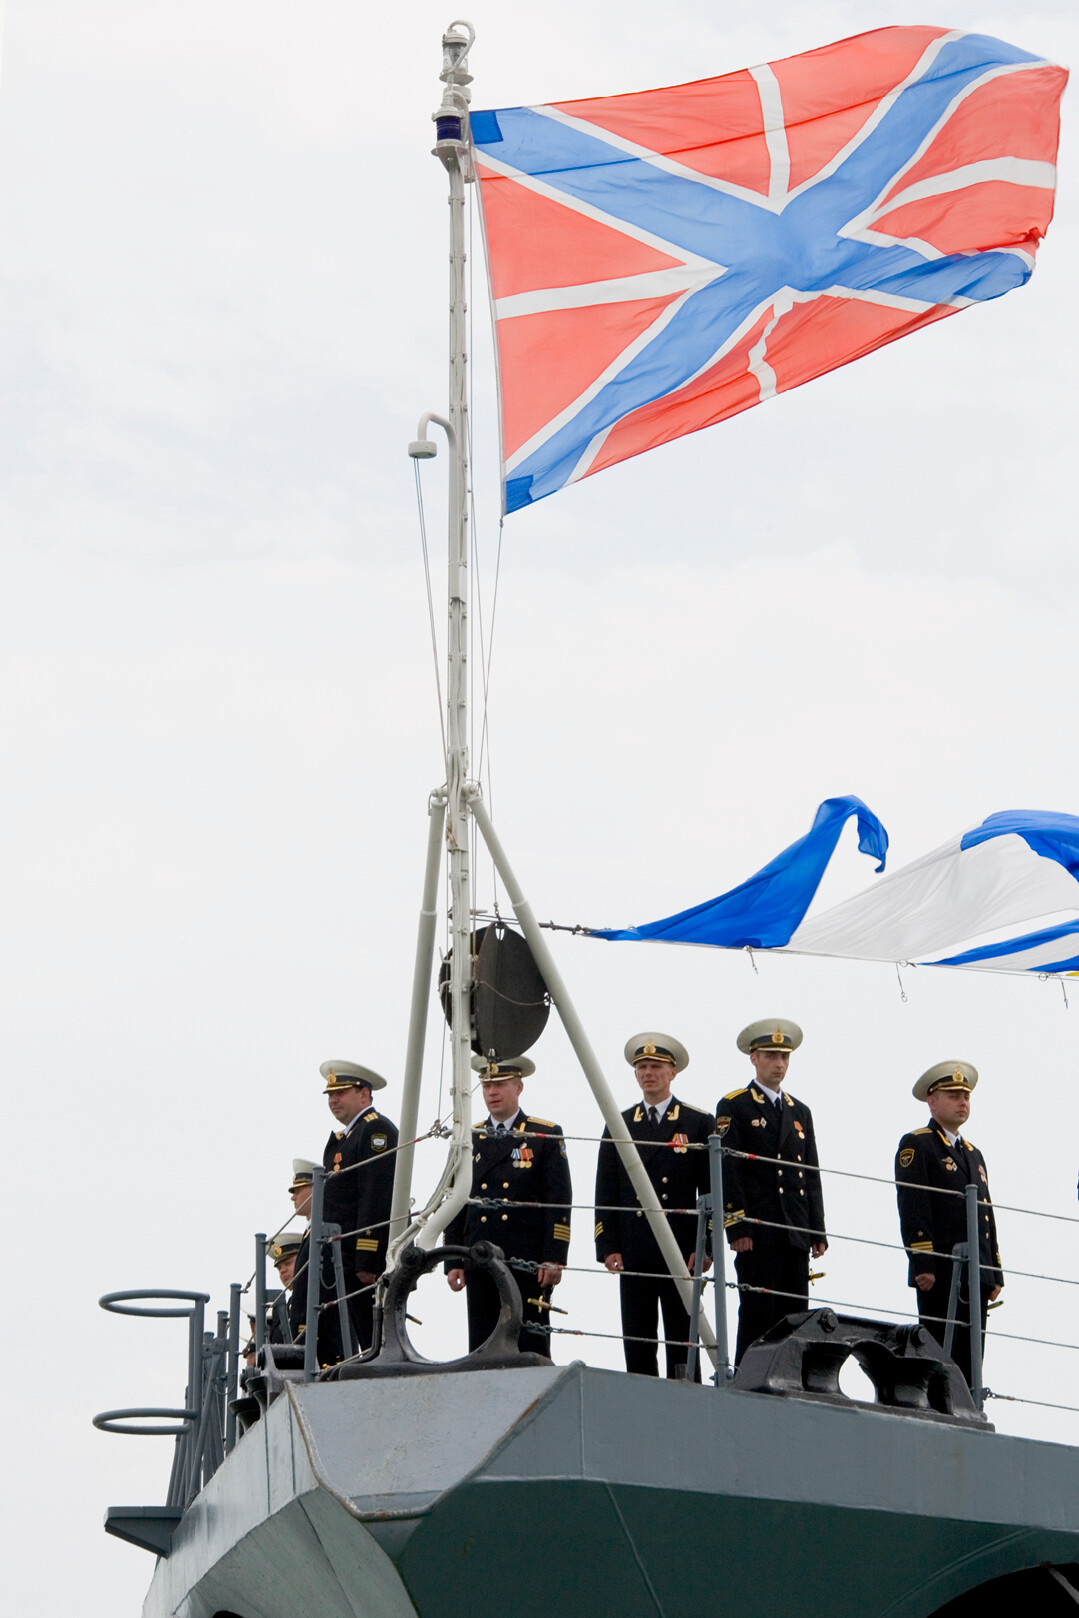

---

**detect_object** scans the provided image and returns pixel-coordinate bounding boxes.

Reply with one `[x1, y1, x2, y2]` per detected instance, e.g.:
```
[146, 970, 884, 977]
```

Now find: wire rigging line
[414, 459, 448, 770]
[465, 179, 503, 911]
[463, 182, 494, 921]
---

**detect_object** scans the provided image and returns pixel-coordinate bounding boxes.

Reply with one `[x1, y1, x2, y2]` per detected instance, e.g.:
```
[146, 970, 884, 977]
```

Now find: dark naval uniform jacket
[895, 1123, 1002, 1289]
[594, 1098, 713, 1270]
[286, 1228, 337, 1357]
[446, 1111, 572, 1268]
[322, 1106, 399, 1280]
[716, 1086, 825, 1249]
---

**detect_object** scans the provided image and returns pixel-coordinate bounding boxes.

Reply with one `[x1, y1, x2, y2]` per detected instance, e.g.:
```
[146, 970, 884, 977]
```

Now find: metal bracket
[732, 1308, 991, 1427]
[327, 1241, 550, 1379]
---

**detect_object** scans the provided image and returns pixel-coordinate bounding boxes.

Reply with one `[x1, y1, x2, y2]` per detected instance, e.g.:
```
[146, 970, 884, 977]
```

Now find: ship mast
[391, 21, 477, 1255]
[389, 22, 725, 1379]
[438, 20, 477, 1246]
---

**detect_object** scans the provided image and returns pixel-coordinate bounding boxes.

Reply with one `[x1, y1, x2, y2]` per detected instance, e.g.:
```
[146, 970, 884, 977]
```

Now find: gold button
[503, 1182, 509, 1189]
[501, 1214, 509, 1222]
[480, 1215, 487, 1223]
[662, 1194, 668, 1201]
[778, 1169, 783, 1177]
[481, 1183, 487, 1190]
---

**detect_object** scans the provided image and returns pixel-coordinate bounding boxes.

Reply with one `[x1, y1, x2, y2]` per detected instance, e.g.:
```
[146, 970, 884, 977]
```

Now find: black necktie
[648, 1106, 658, 1126]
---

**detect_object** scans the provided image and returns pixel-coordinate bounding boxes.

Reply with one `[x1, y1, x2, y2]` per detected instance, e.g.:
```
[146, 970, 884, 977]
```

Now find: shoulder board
[527, 1116, 556, 1128]
[364, 1110, 379, 1123]
[723, 1088, 747, 1101]
[912, 1128, 933, 1136]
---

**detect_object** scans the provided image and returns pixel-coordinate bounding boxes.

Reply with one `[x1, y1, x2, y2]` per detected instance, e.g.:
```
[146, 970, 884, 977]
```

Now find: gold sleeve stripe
[909, 1241, 933, 1252]
[355, 1238, 379, 1250]
[553, 1224, 571, 1242]
[723, 1211, 745, 1228]
[594, 1222, 604, 1239]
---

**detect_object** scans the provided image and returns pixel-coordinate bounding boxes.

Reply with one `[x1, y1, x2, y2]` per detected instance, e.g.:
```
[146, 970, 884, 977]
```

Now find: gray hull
[144, 1364, 1079, 1618]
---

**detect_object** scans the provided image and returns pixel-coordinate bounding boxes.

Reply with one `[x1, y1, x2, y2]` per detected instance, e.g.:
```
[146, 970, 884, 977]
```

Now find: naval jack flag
[470, 26, 1067, 513]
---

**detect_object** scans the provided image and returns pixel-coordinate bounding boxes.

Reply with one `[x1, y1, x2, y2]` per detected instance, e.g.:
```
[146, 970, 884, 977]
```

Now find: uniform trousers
[313, 1267, 368, 1362]
[917, 1276, 988, 1389]
[464, 1268, 551, 1359]
[618, 1272, 700, 1380]
[733, 1245, 810, 1365]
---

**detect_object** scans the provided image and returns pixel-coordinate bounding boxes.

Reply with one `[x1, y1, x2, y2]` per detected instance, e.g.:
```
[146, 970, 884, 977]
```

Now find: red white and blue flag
[470, 27, 1067, 513]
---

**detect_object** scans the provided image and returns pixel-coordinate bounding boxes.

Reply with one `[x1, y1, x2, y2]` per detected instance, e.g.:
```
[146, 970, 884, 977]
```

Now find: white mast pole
[441, 24, 475, 1247]
[396, 30, 720, 1373]
[395, 23, 477, 1258]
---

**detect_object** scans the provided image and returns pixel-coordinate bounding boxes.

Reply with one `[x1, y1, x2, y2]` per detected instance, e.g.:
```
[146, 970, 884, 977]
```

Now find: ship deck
[142, 1362, 1079, 1618]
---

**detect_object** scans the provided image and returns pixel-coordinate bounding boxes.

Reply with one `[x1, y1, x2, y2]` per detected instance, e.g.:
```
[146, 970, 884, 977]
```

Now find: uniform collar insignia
[751, 1088, 765, 1104]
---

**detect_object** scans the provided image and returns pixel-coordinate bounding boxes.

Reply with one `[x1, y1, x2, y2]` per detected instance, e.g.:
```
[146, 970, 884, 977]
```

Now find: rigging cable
[465, 176, 503, 912]
[413, 458, 448, 771]
[466, 176, 483, 916]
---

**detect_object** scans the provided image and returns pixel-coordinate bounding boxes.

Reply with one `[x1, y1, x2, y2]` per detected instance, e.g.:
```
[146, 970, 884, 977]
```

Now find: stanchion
[965, 1182, 984, 1410]
[304, 1168, 327, 1382]
[225, 1283, 241, 1454]
[708, 1136, 732, 1385]
[253, 1233, 267, 1356]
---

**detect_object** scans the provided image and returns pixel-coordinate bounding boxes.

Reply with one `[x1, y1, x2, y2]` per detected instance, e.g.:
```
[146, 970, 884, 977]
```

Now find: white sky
[2, 3, 1078, 1611]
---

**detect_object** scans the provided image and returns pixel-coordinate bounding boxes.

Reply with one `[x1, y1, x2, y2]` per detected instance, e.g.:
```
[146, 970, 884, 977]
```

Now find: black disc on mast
[438, 923, 550, 1060]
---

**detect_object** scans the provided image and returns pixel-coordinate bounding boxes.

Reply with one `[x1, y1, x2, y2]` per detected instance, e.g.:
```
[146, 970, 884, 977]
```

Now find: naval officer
[594, 1034, 713, 1378]
[895, 1062, 1002, 1387]
[265, 1230, 303, 1345]
[445, 1057, 572, 1358]
[243, 1228, 305, 1364]
[320, 1060, 400, 1354]
[717, 1019, 827, 1365]
[286, 1157, 346, 1364]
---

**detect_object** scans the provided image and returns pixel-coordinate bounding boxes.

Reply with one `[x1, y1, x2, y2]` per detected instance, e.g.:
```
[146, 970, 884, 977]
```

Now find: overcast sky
[3, 3, 1079, 1612]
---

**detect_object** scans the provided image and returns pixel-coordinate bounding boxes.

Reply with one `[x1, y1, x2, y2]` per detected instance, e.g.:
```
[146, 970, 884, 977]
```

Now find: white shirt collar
[644, 1094, 673, 1120]
[488, 1110, 522, 1132]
